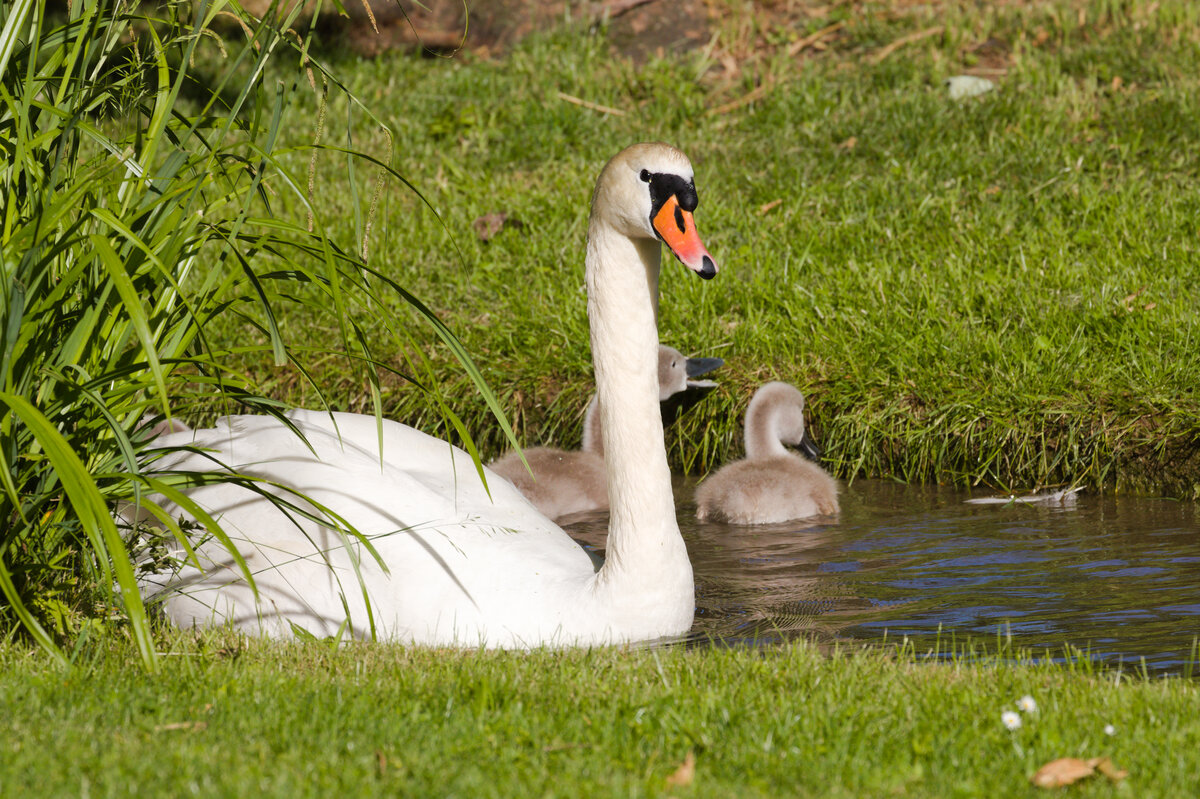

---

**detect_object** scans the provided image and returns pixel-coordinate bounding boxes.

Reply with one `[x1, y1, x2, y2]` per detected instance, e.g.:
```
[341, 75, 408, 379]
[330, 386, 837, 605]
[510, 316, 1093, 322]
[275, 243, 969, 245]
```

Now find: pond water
[565, 479, 1200, 675]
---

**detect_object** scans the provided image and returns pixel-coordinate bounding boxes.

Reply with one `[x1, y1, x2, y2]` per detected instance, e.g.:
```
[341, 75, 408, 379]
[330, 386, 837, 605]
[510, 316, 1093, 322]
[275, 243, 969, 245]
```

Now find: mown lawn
[1, 635, 1196, 797]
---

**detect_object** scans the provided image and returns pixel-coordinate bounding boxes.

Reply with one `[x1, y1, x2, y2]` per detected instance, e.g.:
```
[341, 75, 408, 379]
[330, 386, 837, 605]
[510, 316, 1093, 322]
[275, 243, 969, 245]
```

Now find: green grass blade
[88, 235, 170, 413]
[0, 0, 34, 81]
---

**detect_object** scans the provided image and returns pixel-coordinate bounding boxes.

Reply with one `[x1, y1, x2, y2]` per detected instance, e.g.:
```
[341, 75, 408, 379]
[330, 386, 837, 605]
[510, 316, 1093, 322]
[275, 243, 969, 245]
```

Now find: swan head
[591, 143, 718, 279]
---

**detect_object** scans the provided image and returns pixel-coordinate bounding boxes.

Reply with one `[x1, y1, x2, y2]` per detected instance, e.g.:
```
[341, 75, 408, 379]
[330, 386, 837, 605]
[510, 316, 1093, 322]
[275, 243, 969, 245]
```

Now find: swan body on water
[695, 382, 838, 525]
[129, 143, 718, 647]
[488, 344, 722, 520]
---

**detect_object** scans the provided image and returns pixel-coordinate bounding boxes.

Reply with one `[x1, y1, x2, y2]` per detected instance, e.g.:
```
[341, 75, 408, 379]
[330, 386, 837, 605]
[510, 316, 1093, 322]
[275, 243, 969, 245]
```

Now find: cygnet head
[745, 381, 822, 462]
[590, 143, 718, 279]
[657, 346, 724, 400]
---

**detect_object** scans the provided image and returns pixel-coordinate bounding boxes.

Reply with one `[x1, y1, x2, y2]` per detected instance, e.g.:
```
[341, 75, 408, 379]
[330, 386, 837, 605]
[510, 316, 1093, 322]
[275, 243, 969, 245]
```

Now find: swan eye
[639, 169, 651, 183]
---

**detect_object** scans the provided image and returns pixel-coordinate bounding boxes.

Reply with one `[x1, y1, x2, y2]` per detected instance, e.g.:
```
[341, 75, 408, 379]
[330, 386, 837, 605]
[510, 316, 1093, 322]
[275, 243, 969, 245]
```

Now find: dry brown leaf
[1121, 286, 1147, 311]
[838, 136, 857, 150]
[1031, 757, 1096, 788]
[472, 212, 523, 241]
[758, 199, 782, 215]
[1031, 756, 1128, 788]
[666, 751, 696, 788]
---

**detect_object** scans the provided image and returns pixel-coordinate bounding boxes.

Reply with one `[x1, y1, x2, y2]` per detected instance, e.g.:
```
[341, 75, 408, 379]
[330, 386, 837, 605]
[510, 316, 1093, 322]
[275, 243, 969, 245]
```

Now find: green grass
[0, 634, 1196, 797]
[211, 0, 1200, 497]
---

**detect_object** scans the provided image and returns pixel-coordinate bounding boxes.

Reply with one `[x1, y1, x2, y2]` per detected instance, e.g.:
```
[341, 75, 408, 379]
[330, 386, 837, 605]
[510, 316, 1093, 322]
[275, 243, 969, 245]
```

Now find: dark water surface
[568, 479, 1200, 674]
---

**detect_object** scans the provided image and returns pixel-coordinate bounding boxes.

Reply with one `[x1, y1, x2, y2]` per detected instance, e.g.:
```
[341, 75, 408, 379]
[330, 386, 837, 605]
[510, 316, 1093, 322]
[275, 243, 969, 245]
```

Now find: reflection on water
[564, 478, 1200, 674]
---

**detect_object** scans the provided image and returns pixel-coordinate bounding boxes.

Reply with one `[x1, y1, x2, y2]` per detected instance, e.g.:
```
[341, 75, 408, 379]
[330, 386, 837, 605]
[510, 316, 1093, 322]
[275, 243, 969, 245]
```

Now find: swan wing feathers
[135, 411, 598, 645]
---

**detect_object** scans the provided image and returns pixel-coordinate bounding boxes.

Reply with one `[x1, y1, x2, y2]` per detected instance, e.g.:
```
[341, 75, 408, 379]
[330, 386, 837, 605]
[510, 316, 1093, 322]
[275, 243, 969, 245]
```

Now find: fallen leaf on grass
[666, 751, 696, 788]
[838, 136, 857, 150]
[1121, 286, 1151, 312]
[472, 212, 523, 241]
[1031, 757, 1127, 788]
[758, 199, 782, 215]
[154, 721, 208, 733]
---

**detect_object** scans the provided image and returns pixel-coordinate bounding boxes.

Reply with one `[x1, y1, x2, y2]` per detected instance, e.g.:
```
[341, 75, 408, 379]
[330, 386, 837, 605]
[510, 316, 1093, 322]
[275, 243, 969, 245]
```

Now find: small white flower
[1002, 710, 1022, 731]
[1104, 724, 1116, 736]
[1017, 695, 1037, 713]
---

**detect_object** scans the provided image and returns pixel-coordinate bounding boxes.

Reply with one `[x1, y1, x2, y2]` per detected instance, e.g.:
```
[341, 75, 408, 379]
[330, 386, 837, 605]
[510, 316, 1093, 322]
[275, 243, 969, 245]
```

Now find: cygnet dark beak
[797, 429, 823, 464]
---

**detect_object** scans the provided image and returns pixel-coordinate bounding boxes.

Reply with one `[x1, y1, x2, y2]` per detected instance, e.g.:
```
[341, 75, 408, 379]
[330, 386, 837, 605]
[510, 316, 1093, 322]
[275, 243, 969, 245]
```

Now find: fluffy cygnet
[695, 381, 838, 524]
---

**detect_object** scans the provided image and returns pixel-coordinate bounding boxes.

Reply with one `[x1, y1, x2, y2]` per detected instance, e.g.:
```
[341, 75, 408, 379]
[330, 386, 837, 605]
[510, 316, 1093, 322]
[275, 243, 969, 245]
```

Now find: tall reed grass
[0, 0, 509, 668]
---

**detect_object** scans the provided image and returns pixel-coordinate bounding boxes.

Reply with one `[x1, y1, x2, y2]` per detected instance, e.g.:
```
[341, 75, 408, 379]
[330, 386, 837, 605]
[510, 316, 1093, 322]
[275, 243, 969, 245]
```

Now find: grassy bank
[208, 0, 1200, 496]
[0, 635, 1195, 797]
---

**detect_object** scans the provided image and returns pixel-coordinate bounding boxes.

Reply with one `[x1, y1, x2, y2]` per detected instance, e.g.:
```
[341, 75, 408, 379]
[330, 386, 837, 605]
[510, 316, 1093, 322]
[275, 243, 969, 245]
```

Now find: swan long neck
[744, 393, 791, 460]
[585, 222, 686, 584]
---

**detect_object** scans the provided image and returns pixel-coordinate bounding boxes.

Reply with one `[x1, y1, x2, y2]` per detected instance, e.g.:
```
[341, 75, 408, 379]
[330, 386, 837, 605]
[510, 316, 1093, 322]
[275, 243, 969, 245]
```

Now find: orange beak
[652, 195, 718, 279]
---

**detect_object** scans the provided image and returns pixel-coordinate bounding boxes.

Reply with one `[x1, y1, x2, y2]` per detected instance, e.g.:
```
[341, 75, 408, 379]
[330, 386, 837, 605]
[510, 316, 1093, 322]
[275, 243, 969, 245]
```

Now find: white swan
[695, 382, 838, 524]
[488, 344, 722, 520]
[130, 142, 718, 647]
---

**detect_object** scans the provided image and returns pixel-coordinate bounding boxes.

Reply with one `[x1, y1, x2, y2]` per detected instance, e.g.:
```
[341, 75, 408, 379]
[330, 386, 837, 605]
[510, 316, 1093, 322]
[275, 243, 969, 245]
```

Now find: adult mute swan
[488, 344, 722, 520]
[694, 382, 838, 524]
[131, 142, 718, 647]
